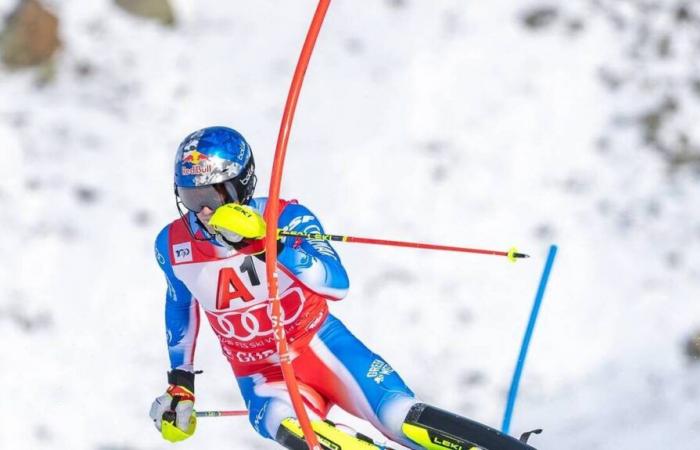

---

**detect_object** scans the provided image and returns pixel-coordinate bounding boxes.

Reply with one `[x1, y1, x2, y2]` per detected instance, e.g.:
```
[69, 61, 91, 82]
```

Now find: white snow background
[1, 1, 699, 449]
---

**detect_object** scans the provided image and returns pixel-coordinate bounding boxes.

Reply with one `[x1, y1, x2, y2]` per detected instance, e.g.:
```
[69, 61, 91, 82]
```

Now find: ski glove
[149, 369, 197, 442]
[209, 203, 266, 245]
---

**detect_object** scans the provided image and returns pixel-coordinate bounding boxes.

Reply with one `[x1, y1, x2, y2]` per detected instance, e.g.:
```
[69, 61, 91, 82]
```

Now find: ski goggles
[176, 181, 240, 212]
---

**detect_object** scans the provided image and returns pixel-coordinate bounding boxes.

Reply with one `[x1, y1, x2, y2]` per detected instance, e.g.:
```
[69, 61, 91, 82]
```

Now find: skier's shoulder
[250, 197, 321, 225]
[155, 221, 173, 249]
[154, 223, 172, 270]
[155, 217, 190, 245]
[154, 217, 192, 269]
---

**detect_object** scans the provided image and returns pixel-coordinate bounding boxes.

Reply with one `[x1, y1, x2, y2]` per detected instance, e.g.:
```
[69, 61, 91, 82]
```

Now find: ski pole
[501, 244, 558, 434]
[278, 230, 529, 261]
[195, 410, 248, 418]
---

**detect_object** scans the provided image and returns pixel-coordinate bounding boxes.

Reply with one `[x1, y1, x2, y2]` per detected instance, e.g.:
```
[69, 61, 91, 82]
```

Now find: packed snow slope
[1, 1, 698, 449]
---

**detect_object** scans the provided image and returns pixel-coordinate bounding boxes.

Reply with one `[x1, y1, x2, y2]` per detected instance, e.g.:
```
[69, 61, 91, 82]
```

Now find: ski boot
[276, 417, 397, 450]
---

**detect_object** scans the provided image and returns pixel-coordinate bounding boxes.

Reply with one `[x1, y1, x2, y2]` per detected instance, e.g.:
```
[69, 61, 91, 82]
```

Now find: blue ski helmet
[174, 126, 257, 211]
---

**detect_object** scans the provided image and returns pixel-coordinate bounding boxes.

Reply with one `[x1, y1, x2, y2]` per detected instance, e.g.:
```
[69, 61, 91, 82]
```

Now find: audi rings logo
[208, 288, 305, 341]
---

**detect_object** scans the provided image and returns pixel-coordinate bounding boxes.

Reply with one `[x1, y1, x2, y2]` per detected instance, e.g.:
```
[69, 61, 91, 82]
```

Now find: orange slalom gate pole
[265, 1, 331, 450]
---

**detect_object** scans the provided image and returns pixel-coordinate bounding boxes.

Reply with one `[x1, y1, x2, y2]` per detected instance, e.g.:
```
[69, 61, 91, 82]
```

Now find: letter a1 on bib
[216, 267, 254, 309]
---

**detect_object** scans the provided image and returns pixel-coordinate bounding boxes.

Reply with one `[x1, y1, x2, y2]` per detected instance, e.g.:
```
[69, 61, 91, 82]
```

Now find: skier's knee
[374, 392, 421, 446]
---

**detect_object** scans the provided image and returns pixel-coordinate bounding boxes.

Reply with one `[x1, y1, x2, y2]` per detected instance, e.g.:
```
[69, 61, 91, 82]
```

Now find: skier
[149, 126, 535, 450]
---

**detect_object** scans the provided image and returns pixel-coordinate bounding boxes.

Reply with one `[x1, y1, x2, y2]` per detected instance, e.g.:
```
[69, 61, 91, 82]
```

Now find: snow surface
[1, 1, 699, 449]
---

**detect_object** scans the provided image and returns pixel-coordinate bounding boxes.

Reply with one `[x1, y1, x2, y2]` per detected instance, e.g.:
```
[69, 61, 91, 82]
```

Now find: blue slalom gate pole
[501, 244, 558, 434]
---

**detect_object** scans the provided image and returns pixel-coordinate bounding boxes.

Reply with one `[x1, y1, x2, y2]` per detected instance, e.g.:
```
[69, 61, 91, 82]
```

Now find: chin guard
[209, 203, 267, 240]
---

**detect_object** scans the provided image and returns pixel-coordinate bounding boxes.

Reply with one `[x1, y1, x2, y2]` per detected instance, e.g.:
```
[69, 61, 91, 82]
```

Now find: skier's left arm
[277, 202, 349, 300]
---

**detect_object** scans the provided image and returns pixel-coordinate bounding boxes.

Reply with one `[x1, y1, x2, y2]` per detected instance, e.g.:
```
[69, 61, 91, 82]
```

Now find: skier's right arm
[150, 226, 199, 441]
[154, 225, 200, 372]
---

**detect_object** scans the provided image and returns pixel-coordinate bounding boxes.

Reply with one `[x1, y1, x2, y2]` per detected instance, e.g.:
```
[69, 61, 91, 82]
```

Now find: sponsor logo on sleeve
[173, 242, 193, 263]
[156, 248, 166, 265]
[367, 359, 394, 384]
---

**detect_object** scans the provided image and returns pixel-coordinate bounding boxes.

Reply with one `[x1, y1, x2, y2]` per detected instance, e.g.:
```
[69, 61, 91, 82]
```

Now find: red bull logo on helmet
[182, 149, 209, 165]
[181, 149, 212, 176]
